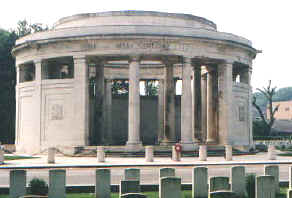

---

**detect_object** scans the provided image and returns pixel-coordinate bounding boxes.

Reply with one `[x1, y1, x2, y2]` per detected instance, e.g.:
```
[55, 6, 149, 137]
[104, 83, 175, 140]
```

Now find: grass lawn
[4, 156, 38, 160]
[0, 189, 288, 198]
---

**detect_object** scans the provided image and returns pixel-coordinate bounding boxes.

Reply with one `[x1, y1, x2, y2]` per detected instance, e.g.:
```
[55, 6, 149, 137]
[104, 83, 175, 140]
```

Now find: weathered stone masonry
[12, 11, 258, 153]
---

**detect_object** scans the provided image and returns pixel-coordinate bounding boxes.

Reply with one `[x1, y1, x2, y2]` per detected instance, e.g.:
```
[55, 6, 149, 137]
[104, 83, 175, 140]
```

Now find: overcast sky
[1, 0, 291, 91]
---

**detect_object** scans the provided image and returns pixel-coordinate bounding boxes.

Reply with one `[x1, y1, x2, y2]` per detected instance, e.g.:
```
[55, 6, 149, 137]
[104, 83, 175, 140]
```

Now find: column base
[206, 138, 217, 144]
[160, 139, 176, 146]
[180, 141, 198, 151]
[125, 141, 144, 152]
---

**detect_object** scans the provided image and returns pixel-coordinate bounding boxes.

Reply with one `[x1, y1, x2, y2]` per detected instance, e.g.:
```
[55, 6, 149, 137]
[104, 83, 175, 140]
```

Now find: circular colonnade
[12, 11, 258, 153]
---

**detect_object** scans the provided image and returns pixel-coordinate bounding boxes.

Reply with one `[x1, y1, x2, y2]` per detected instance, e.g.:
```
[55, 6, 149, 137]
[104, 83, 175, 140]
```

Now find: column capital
[73, 55, 87, 60]
[105, 78, 112, 82]
[33, 59, 42, 65]
[205, 65, 216, 73]
[222, 59, 234, 65]
[161, 57, 174, 66]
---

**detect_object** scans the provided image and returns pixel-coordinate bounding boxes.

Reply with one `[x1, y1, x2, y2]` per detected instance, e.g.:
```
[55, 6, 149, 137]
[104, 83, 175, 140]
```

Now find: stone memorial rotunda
[13, 11, 258, 153]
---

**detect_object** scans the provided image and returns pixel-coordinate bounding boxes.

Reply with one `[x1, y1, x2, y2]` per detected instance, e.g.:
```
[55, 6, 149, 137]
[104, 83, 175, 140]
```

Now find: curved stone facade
[13, 11, 257, 153]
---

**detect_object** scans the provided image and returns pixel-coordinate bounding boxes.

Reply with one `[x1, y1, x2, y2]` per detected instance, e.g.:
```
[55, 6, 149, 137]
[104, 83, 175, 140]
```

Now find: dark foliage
[28, 178, 48, 195]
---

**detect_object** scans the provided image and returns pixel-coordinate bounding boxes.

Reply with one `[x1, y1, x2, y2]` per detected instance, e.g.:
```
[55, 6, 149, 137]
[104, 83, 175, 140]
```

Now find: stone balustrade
[4, 165, 290, 198]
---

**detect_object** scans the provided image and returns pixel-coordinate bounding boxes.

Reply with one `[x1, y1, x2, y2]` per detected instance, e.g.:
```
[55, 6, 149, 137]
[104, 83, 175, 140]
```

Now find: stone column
[95, 60, 105, 145]
[201, 73, 207, 143]
[245, 67, 254, 148]
[33, 60, 42, 153]
[104, 78, 112, 145]
[161, 61, 176, 145]
[206, 69, 216, 143]
[74, 56, 89, 145]
[180, 57, 194, 150]
[157, 79, 164, 143]
[193, 65, 202, 143]
[218, 61, 233, 145]
[126, 56, 143, 151]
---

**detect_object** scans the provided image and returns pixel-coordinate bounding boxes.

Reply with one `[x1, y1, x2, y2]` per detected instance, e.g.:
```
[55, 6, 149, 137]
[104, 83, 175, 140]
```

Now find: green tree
[112, 80, 129, 95]
[0, 29, 17, 143]
[15, 19, 48, 38]
[0, 20, 48, 144]
[252, 80, 279, 136]
[144, 80, 158, 96]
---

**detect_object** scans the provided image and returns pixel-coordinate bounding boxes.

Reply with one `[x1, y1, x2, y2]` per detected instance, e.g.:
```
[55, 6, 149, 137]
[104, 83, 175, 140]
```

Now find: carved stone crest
[50, 104, 63, 120]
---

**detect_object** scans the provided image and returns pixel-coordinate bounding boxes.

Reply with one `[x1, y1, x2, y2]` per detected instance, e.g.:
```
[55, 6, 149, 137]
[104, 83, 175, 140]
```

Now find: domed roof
[53, 10, 217, 31]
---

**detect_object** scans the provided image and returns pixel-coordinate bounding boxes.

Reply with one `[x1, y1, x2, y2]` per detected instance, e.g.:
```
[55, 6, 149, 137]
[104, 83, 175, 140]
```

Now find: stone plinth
[145, 146, 154, 162]
[267, 145, 276, 160]
[199, 145, 207, 161]
[225, 145, 232, 161]
[47, 147, 55, 164]
[171, 146, 181, 161]
[97, 146, 105, 162]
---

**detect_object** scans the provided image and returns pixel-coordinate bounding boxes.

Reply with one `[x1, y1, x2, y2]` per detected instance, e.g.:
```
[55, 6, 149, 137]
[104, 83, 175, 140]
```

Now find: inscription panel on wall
[50, 103, 63, 120]
[48, 99, 64, 121]
[81, 39, 194, 52]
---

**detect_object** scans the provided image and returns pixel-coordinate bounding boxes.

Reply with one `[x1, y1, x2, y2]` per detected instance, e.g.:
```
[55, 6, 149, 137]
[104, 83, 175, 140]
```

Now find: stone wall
[109, 96, 181, 145]
[231, 82, 251, 146]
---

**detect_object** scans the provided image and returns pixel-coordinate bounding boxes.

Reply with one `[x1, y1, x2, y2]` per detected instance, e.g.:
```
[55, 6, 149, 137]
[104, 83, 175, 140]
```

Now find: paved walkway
[1, 151, 292, 169]
[1, 152, 292, 186]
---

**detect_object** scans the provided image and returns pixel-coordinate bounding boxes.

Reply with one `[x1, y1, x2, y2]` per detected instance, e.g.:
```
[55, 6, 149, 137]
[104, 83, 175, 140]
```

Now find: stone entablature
[13, 11, 258, 153]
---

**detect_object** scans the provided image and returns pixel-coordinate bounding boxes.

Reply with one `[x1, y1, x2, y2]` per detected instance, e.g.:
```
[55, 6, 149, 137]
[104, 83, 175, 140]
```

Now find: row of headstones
[7, 165, 290, 198]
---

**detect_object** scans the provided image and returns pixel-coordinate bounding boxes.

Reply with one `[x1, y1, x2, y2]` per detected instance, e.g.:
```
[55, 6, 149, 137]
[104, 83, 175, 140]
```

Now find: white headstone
[125, 168, 140, 181]
[256, 175, 275, 198]
[96, 169, 110, 198]
[120, 180, 141, 196]
[192, 167, 208, 198]
[265, 165, 279, 193]
[209, 177, 230, 192]
[159, 168, 175, 178]
[48, 169, 66, 198]
[159, 177, 181, 198]
[9, 170, 26, 198]
[231, 166, 245, 197]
